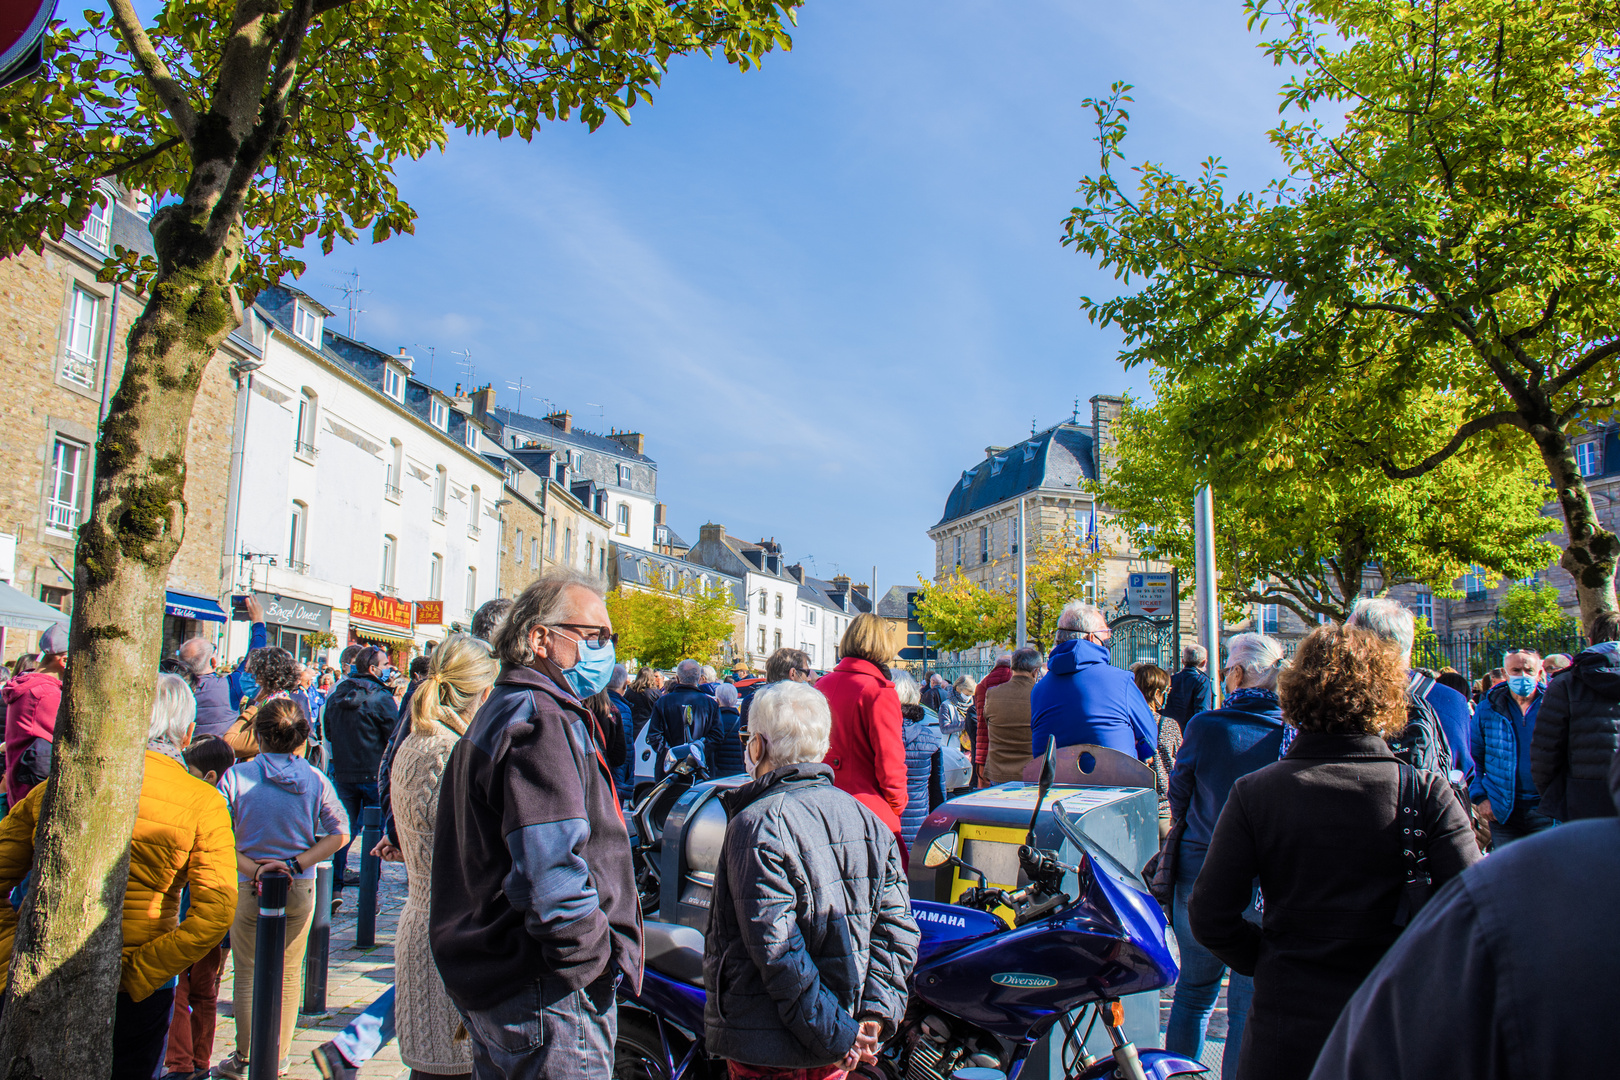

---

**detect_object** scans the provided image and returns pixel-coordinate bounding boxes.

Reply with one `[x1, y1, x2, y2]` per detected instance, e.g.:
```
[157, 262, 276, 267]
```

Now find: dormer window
[617, 464, 630, 486]
[292, 300, 322, 346]
[463, 423, 479, 451]
[383, 365, 404, 401]
[431, 398, 448, 430]
[72, 183, 114, 253]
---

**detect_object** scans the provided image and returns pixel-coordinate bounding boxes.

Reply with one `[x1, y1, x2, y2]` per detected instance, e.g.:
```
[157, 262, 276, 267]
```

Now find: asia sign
[1, 0, 57, 89]
[1126, 572, 1174, 618]
[350, 588, 413, 630]
[415, 600, 443, 626]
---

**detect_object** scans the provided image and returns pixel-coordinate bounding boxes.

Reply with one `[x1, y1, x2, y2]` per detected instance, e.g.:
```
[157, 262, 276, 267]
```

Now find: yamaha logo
[917, 908, 968, 929]
[991, 972, 1059, 989]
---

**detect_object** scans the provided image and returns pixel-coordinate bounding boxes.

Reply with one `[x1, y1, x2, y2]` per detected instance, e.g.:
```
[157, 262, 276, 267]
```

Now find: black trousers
[113, 987, 176, 1080]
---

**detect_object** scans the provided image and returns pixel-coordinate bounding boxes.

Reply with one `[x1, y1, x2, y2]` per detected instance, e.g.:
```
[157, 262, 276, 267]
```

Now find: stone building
[494, 444, 614, 600]
[609, 542, 748, 662]
[0, 183, 249, 659]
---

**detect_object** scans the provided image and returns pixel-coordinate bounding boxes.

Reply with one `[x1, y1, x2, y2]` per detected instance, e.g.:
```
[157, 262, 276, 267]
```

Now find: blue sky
[292, 0, 1293, 594]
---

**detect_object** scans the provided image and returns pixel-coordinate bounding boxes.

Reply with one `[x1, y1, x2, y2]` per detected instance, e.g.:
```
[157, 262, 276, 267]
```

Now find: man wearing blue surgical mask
[1470, 648, 1556, 848]
[431, 571, 641, 1080]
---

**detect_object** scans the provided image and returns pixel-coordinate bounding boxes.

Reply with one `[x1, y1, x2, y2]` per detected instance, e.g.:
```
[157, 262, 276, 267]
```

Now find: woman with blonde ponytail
[389, 635, 498, 1080]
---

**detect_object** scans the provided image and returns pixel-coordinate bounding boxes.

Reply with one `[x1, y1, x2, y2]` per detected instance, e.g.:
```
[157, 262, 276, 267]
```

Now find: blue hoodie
[220, 752, 349, 880]
[1030, 637, 1158, 760]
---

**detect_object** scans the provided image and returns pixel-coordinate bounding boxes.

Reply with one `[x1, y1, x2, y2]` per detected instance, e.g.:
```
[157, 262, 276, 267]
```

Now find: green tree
[1495, 581, 1578, 637]
[0, 2, 799, 1071]
[609, 582, 739, 670]
[913, 569, 1014, 654]
[1100, 384, 1559, 624]
[1064, 0, 1620, 638]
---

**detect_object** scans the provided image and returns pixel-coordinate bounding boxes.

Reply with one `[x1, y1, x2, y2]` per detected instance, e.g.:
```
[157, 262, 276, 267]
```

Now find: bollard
[356, 805, 381, 948]
[302, 862, 333, 1015]
[249, 872, 290, 1080]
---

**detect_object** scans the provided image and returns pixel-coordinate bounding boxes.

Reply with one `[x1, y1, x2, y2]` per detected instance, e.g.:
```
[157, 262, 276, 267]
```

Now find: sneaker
[210, 1052, 248, 1080]
[330, 896, 345, 915]
[311, 1042, 357, 1080]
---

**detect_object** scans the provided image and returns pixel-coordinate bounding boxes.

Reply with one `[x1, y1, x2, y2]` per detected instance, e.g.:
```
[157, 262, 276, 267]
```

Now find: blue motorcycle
[616, 745, 1206, 1080]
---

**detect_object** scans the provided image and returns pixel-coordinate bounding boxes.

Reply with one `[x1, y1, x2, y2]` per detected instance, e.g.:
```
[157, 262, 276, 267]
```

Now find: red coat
[974, 663, 1013, 770]
[2, 671, 61, 806]
[819, 656, 908, 834]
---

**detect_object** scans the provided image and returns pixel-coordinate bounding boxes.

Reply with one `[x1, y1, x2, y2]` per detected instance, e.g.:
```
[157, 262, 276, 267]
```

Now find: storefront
[254, 591, 334, 666]
[348, 588, 416, 664]
[162, 590, 228, 658]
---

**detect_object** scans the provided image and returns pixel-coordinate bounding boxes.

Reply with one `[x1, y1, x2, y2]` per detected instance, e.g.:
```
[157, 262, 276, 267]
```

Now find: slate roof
[614, 543, 744, 607]
[490, 406, 657, 466]
[876, 585, 916, 619]
[935, 422, 1097, 528]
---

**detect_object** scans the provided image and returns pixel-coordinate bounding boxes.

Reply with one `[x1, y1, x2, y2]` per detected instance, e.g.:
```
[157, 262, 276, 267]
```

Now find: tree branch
[93, 136, 183, 180]
[1547, 338, 1620, 396]
[106, 0, 197, 146]
[1377, 409, 1527, 479]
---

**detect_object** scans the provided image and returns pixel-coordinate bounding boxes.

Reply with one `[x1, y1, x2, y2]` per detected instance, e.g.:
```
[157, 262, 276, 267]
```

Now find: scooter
[618, 740, 1206, 1080]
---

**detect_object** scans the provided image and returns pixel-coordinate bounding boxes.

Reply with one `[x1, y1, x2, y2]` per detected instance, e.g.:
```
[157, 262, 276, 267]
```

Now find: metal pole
[302, 862, 333, 1015]
[1193, 486, 1222, 707]
[1016, 496, 1028, 648]
[356, 806, 381, 947]
[1170, 566, 1181, 670]
[249, 872, 290, 1080]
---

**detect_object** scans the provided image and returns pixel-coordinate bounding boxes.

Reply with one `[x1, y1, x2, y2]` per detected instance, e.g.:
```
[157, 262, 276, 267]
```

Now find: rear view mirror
[924, 833, 955, 869]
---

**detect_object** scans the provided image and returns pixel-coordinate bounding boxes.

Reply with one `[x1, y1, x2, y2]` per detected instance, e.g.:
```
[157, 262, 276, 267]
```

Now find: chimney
[394, 347, 414, 373]
[852, 582, 870, 599]
[610, 430, 646, 456]
[1090, 394, 1126, 478]
[699, 522, 726, 546]
[470, 384, 497, 421]
[654, 503, 667, 526]
[787, 564, 805, 583]
[985, 445, 1008, 459]
[546, 410, 573, 433]
[451, 385, 474, 414]
[832, 574, 851, 591]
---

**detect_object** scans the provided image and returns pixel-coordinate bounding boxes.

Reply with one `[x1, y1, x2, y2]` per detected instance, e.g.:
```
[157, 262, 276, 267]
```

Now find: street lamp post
[1193, 485, 1221, 707]
[1015, 495, 1028, 648]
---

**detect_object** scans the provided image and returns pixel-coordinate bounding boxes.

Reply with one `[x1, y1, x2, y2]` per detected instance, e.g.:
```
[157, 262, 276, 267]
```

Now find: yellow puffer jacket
[0, 750, 238, 1000]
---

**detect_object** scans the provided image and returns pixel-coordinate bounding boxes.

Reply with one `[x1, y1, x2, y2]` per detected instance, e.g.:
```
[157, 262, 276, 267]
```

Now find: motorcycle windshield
[1052, 800, 1178, 984]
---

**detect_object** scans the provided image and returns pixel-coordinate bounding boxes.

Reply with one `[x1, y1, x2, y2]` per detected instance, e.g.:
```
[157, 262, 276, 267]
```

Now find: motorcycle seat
[642, 919, 706, 986]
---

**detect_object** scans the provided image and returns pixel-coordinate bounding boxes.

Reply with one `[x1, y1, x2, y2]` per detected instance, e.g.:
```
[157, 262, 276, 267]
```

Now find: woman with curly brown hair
[1188, 624, 1480, 1080]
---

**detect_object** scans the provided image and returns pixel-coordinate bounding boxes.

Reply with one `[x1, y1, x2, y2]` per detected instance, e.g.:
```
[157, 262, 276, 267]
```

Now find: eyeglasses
[550, 624, 615, 651]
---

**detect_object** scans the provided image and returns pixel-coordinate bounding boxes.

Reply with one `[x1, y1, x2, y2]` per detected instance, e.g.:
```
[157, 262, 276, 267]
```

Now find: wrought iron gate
[1107, 614, 1176, 670]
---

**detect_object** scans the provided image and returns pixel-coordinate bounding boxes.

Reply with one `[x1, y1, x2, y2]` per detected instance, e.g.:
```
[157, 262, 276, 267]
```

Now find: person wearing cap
[3, 622, 68, 808]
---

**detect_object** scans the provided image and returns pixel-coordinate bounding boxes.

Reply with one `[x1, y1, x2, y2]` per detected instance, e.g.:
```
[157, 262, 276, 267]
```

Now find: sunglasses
[550, 624, 615, 651]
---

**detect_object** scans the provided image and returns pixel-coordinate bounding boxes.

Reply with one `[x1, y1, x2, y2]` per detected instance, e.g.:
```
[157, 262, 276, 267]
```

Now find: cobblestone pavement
[213, 862, 410, 1080]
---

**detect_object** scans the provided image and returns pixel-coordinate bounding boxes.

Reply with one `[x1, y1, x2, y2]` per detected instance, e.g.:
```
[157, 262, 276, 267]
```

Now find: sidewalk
[213, 862, 410, 1080]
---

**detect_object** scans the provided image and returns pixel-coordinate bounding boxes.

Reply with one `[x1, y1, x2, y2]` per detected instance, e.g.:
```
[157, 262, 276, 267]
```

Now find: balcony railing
[46, 500, 78, 532]
[72, 212, 111, 253]
[62, 349, 96, 389]
[287, 559, 309, 574]
[384, 483, 402, 502]
[432, 507, 447, 523]
[378, 584, 398, 597]
[468, 524, 482, 538]
[294, 440, 319, 460]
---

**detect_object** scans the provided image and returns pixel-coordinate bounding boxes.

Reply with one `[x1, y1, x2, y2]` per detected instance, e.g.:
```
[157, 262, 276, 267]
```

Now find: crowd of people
[0, 576, 1615, 1080]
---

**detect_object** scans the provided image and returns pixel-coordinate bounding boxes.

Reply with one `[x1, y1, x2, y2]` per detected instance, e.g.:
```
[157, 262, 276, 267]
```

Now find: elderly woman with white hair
[0, 673, 238, 1080]
[1162, 631, 1287, 1080]
[704, 681, 918, 1079]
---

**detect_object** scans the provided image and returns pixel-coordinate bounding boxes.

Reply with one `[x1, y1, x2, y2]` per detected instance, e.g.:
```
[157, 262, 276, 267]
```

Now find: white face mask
[745, 735, 764, 778]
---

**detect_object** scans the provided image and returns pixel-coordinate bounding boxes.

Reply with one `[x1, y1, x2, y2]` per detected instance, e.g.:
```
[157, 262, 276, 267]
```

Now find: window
[616, 503, 630, 536]
[618, 464, 630, 486]
[73, 193, 113, 252]
[549, 517, 558, 559]
[775, 593, 783, 617]
[288, 502, 307, 572]
[294, 389, 318, 457]
[806, 607, 816, 626]
[804, 643, 817, 664]
[530, 538, 538, 568]
[1011, 516, 1020, 554]
[586, 538, 594, 570]
[381, 535, 397, 593]
[430, 553, 443, 599]
[433, 466, 447, 521]
[292, 300, 322, 345]
[46, 437, 85, 533]
[774, 630, 783, 651]
[599, 546, 607, 576]
[383, 366, 404, 400]
[39, 586, 71, 615]
[1260, 604, 1279, 634]
[385, 439, 403, 500]
[1413, 589, 1433, 625]
[63, 286, 99, 388]
[431, 398, 448, 430]
[1463, 569, 1488, 603]
[758, 627, 767, 653]
[1577, 440, 1600, 477]
[564, 527, 572, 563]
[469, 485, 481, 534]
[954, 536, 963, 567]
[980, 525, 989, 564]
[465, 567, 477, 614]
[514, 529, 523, 564]
[758, 590, 767, 614]
[463, 422, 479, 451]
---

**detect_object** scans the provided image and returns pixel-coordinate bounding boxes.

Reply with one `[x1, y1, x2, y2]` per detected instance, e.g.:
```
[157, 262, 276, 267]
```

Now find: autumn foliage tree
[607, 580, 740, 671]
[0, 1, 800, 1074]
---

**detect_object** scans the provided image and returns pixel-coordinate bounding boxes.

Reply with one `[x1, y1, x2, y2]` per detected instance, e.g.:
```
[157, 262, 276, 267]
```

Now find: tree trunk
[0, 212, 240, 1080]
[1535, 421, 1620, 639]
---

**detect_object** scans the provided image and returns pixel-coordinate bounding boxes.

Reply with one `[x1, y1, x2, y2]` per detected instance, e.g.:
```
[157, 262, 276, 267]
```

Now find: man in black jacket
[431, 573, 640, 1080]
[323, 646, 399, 889]
[1310, 745, 1620, 1080]
[1532, 611, 1620, 821]
[1163, 644, 1214, 731]
[647, 659, 720, 779]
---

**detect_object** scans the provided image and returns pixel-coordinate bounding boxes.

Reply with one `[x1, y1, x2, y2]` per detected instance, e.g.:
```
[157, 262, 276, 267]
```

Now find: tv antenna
[328, 269, 367, 337]
[414, 344, 437, 382]
[585, 402, 606, 423]
[452, 348, 476, 387]
[507, 375, 532, 415]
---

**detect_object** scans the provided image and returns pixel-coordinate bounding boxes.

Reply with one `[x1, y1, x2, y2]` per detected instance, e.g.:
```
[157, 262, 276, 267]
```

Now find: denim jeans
[463, 973, 617, 1080]
[112, 987, 176, 1080]
[331, 985, 396, 1065]
[333, 780, 379, 888]
[1165, 875, 1253, 1080]
[1491, 801, 1557, 847]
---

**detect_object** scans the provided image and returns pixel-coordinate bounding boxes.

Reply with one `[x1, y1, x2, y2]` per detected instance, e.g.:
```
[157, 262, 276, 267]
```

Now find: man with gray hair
[648, 658, 721, 779]
[1031, 601, 1157, 762]
[431, 571, 640, 1080]
[980, 647, 1044, 784]
[178, 636, 240, 738]
[1347, 597, 1473, 789]
[1163, 644, 1214, 731]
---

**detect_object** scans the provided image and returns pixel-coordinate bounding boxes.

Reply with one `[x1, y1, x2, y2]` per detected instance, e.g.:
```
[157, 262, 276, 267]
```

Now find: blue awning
[165, 590, 226, 623]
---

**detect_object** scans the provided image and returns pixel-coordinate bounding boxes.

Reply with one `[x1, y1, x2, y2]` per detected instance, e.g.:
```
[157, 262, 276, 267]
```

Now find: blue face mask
[564, 640, 617, 699]
[1506, 674, 1538, 697]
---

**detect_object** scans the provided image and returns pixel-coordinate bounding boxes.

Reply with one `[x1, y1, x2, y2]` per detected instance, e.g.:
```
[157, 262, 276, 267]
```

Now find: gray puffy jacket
[703, 763, 919, 1069]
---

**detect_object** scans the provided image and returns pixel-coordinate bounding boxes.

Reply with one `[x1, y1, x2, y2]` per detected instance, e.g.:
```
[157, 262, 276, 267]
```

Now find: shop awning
[351, 621, 415, 648]
[165, 590, 227, 623]
[0, 583, 68, 632]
